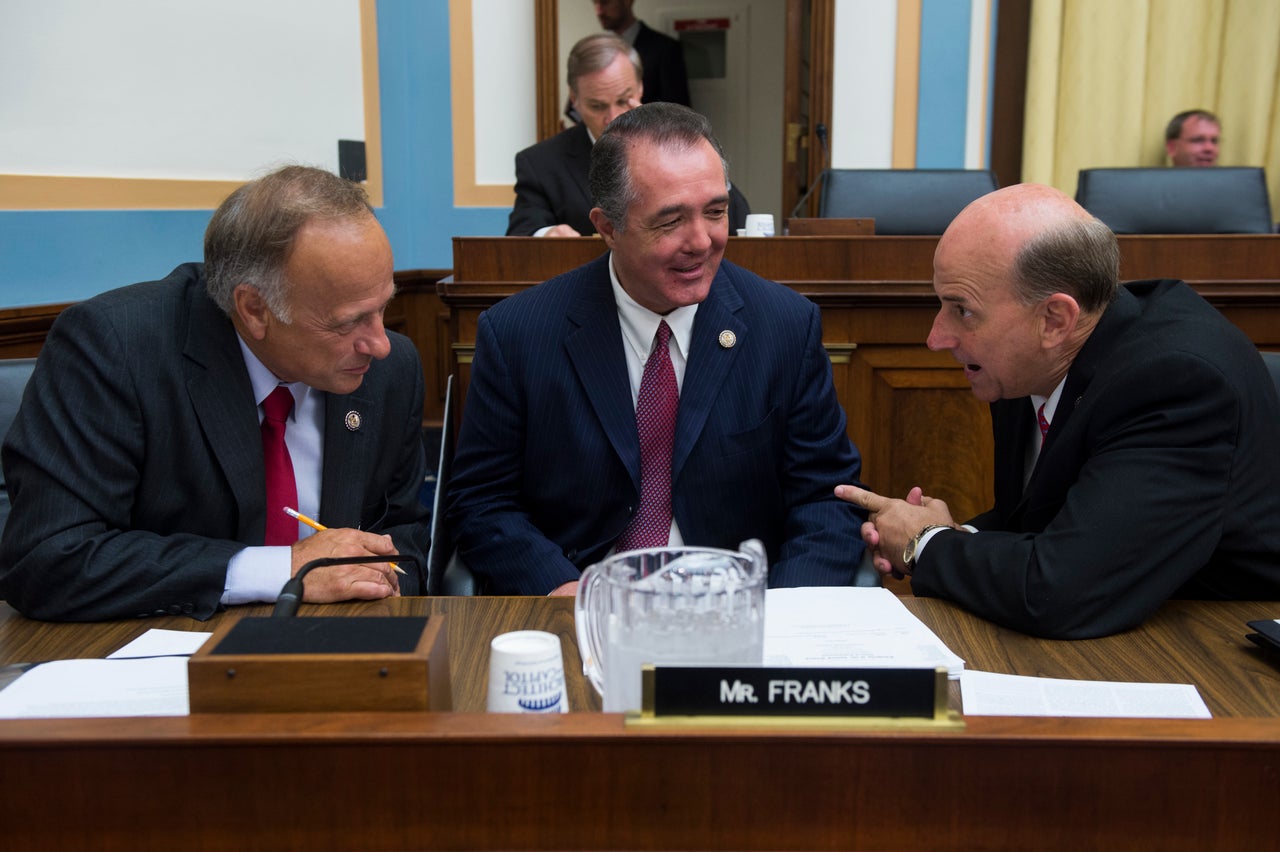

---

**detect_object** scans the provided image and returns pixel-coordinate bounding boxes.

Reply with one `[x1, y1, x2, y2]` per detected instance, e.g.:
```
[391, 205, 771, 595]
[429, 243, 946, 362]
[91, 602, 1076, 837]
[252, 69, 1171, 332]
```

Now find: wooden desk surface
[2, 596, 1279, 850]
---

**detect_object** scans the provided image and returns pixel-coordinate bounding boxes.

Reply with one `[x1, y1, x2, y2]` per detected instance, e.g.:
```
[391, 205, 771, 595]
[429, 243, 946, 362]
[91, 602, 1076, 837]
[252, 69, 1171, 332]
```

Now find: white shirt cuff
[222, 546, 293, 605]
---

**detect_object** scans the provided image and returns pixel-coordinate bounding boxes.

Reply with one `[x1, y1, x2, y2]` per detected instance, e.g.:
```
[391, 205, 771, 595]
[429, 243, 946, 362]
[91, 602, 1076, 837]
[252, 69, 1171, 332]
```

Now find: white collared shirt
[608, 253, 695, 546]
[221, 337, 326, 605]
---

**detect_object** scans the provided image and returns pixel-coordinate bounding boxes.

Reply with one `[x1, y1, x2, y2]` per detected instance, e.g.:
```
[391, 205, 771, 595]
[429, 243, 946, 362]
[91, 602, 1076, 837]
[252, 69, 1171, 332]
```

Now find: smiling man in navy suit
[0, 166, 428, 621]
[450, 103, 865, 595]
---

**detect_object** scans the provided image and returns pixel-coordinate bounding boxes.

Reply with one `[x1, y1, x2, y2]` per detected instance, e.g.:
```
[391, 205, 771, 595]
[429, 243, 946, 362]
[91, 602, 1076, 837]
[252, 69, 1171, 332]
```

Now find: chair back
[0, 358, 38, 539]
[1075, 167, 1273, 234]
[817, 169, 998, 235]
[1260, 351, 1280, 401]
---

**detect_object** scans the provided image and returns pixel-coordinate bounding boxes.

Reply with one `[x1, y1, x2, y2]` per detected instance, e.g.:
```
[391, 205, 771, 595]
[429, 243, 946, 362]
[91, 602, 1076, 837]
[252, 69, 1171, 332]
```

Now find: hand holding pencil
[283, 506, 406, 575]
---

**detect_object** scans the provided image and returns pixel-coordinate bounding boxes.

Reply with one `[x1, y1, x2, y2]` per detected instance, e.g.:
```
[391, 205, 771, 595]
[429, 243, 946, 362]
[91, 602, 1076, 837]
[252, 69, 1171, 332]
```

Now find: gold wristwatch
[902, 524, 954, 573]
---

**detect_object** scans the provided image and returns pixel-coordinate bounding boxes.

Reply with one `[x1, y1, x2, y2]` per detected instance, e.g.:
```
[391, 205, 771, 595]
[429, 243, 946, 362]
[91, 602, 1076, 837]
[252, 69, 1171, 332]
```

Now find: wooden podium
[439, 234, 1280, 546]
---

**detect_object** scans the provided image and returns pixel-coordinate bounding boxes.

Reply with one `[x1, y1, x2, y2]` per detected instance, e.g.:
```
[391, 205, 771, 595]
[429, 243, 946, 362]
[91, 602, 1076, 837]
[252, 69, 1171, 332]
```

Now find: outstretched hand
[834, 485, 955, 576]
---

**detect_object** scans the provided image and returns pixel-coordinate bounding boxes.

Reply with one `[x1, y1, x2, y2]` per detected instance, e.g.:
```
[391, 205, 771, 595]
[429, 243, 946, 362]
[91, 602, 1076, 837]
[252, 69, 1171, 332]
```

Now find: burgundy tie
[1037, 403, 1050, 446]
[261, 386, 298, 546]
[616, 321, 678, 552]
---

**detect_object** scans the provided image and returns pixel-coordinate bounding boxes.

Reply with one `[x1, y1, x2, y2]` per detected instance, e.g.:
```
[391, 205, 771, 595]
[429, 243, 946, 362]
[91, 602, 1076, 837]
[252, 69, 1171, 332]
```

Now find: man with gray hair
[0, 165, 429, 621]
[454, 103, 865, 595]
[506, 33, 747, 237]
[837, 183, 1280, 639]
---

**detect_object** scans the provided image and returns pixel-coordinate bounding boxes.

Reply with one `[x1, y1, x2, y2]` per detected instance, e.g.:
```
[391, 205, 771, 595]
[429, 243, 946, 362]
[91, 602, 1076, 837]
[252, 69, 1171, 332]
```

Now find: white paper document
[107, 628, 212, 659]
[0, 656, 191, 718]
[960, 670, 1212, 718]
[764, 587, 965, 677]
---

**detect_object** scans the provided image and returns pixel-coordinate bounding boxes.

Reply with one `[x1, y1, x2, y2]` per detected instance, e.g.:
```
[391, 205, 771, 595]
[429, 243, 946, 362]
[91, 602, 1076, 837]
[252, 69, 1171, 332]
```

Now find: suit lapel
[181, 285, 261, 541]
[673, 271, 743, 479]
[564, 258, 641, 484]
[319, 383, 378, 525]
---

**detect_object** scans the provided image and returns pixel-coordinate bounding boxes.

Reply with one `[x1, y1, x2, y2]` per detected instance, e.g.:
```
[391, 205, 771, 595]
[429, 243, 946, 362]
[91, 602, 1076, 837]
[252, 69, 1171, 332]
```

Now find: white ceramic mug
[487, 630, 568, 713]
[743, 213, 775, 237]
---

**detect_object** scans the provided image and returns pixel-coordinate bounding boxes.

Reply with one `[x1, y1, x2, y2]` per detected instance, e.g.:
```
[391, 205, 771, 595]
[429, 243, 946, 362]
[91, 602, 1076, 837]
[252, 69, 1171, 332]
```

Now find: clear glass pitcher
[574, 540, 768, 712]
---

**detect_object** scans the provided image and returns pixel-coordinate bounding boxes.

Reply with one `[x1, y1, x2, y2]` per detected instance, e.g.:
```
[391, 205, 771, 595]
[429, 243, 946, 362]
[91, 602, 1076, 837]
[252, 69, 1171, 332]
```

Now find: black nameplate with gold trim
[633, 666, 958, 727]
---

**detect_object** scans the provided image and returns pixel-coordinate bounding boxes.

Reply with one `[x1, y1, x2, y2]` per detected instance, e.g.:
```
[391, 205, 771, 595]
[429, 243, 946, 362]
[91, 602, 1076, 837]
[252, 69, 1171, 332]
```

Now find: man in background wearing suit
[453, 103, 865, 595]
[594, 0, 691, 108]
[837, 183, 1280, 639]
[507, 34, 748, 237]
[1165, 109, 1220, 167]
[0, 166, 428, 621]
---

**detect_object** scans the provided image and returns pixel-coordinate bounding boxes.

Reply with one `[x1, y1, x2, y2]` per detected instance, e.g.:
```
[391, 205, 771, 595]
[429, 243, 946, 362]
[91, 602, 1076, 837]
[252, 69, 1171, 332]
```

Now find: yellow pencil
[282, 506, 405, 574]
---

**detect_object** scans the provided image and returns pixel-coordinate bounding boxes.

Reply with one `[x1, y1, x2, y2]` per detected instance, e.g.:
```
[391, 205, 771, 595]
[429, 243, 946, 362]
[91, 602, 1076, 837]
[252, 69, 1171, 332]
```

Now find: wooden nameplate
[188, 615, 450, 713]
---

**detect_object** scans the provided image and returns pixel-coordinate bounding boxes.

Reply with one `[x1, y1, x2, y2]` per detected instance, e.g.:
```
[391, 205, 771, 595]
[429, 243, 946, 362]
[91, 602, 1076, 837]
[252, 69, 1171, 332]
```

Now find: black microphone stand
[789, 123, 832, 222]
[273, 555, 418, 617]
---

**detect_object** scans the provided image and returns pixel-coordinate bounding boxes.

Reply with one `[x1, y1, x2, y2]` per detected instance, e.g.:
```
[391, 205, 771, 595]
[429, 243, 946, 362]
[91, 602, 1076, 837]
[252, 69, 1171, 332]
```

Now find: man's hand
[541, 224, 583, 237]
[291, 528, 401, 602]
[549, 580, 579, 597]
[834, 485, 955, 576]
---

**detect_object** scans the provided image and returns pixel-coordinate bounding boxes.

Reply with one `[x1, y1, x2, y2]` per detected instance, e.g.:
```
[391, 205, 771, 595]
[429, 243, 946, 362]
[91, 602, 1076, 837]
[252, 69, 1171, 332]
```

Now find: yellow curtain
[1023, 0, 1280, 216]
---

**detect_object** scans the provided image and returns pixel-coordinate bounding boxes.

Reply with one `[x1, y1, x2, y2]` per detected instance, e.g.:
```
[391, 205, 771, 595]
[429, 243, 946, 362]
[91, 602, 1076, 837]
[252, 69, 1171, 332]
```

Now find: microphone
[272, 554, 418, 617]
[789, 122, 831, 220]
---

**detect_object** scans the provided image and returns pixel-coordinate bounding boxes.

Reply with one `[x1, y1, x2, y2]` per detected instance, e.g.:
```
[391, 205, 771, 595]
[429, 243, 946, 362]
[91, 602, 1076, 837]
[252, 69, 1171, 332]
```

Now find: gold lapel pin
[344, 410, 362, 432]
[718, 330, 737, 349]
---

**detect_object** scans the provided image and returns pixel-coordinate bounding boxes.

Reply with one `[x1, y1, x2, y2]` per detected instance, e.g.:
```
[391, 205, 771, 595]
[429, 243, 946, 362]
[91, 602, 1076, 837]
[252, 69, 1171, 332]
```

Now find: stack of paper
[764, 587, 965, 677]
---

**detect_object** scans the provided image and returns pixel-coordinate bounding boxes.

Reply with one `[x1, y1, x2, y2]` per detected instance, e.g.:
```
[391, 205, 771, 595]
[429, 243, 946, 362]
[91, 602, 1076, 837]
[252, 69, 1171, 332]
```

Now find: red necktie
[261, 386, 298, 546]
[1037, 402, 1050, 446]
[616, 321, 678, 552]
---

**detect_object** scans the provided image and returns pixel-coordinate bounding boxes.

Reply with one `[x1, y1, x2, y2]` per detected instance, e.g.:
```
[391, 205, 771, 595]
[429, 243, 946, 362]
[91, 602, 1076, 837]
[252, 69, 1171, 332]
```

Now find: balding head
[941, 184, 1119, 314]
[927, 184, 1119, 401]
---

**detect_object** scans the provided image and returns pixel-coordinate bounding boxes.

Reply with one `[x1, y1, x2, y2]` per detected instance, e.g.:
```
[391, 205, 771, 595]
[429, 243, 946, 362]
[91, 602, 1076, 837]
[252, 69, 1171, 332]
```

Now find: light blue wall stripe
[916, 0, 972, 168]
[0, 0, 507, 309]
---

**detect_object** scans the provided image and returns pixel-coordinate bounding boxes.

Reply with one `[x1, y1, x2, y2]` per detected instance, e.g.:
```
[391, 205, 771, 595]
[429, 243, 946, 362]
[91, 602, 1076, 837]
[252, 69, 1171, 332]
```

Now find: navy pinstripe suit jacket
[0, 264, 429, 621]
[446, 254, 866, 594]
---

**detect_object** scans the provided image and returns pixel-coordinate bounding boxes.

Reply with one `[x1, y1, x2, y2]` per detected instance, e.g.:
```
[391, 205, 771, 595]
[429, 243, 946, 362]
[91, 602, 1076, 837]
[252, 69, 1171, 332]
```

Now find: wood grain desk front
[2, 595, 1278, 850]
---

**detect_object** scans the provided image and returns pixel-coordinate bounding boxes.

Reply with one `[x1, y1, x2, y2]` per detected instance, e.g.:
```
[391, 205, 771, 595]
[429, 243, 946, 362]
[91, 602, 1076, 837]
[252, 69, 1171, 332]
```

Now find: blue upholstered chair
[0, 358, 38, 539]
[818, 169, 999, 235]
[1075, 167, 1273, 234]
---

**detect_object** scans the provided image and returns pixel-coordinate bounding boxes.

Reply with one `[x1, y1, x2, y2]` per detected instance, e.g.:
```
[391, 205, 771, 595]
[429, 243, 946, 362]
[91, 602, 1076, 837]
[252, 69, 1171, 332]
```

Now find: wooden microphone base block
[188, 615, 450, 713]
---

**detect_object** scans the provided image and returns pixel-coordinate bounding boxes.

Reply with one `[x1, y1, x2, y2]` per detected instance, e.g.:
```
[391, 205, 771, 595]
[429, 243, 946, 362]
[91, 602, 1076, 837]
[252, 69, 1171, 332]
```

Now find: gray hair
[589, 102, 730, 232]
[203, 165, 372, 321]
[567, 33, 642, 94]
[1014, 217, 1119, 313]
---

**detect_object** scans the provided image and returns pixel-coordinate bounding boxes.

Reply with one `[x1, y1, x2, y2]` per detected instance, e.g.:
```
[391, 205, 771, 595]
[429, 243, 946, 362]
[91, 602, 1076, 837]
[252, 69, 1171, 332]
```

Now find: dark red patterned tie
[261, 386, 298, 545]
[1037, 402, 1050, 446]
[616, 321, 678, 552]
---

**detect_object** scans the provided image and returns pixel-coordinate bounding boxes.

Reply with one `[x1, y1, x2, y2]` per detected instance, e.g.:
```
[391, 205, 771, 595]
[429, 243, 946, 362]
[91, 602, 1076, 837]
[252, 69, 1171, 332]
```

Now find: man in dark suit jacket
[0, 166, 428, 621]
[595, 0, 691, 107]
[509, 33, 747, 238]
[838, 183, 1280, 639]
[452, 103, 865, 596]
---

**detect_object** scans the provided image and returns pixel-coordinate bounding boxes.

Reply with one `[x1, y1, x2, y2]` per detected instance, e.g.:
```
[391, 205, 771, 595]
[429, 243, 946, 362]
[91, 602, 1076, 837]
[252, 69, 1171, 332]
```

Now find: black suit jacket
[506, 123, 751, 236]
[634, 21, 691, 107]
[914, 280, 1280, 638]
[0, 264, 429, 621]
[446, 254, 865, 595]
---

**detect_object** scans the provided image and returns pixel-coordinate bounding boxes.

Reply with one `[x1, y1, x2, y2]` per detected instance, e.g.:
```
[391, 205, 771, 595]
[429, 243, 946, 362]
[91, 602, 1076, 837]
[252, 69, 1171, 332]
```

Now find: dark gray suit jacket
[506, 123, 751, 236]
[0, 264, 429, 621]
[915, 280, 1280, 638]
[446, 254, 865, 594]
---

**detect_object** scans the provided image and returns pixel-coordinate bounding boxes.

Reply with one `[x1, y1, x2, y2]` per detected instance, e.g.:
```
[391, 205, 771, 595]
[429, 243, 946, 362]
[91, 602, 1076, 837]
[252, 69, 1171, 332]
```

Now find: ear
[1038, 293, 1080, 348]
[232, 283, 273, 341]
[1165, 139, 1177, 160]
[590, 207, 618, 248]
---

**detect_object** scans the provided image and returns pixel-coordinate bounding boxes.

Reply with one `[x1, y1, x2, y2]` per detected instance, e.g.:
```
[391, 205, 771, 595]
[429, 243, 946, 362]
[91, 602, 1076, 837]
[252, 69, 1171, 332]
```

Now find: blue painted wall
[0, 0, 508, 309]
[1, 0, 985, 309]
[916, 0, 973, 169]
